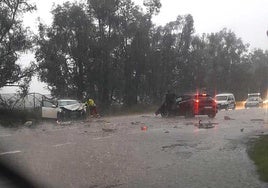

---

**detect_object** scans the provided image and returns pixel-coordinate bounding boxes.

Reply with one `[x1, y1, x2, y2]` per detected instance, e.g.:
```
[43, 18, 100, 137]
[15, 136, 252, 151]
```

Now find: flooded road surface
[0, 108, 268, 187]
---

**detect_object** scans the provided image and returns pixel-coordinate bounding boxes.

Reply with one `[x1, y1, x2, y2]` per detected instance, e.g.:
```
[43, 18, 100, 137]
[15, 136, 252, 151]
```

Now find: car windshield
[247, 97, 259, 101]
[58, 100, 79, 107]
[216, 96, 227, 101]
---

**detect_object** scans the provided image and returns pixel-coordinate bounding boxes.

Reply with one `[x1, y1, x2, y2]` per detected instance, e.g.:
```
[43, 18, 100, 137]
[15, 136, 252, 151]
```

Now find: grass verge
[248, 135, 268, 182]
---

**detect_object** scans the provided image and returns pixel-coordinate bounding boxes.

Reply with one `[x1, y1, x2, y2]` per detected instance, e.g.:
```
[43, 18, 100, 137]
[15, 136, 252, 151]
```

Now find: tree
[197, 29, 248, 94]
[35, 0, 265, 106]
[87, 0, 124, 106]
[36, 2, 95, 99]
[0, 0, 36, 88]
[151, 14, 195, 94]
[247, 49, 268, 96]
[143, 0, 161, 16]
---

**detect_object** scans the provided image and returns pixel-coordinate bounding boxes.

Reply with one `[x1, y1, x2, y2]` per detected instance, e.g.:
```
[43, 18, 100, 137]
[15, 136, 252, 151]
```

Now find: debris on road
[164, 130, 169, 133]
[162, 143, 184, 151]
[24, 121, 33, 127]
[56, 120, 72, 125]
[224, 116, 235, 120]
[131, 121, 141, 125]
[250, 119, 264, 122]
[102, 128, 117, 133]
[141, 126, 148, 131]
[195, 120, 216, 129]
[240, 128, 244, 132]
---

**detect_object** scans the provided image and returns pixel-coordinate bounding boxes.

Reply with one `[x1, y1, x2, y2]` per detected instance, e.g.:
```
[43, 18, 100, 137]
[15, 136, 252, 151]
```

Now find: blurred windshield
[247, 97, 260, 102]
[215, 96, 227, 101]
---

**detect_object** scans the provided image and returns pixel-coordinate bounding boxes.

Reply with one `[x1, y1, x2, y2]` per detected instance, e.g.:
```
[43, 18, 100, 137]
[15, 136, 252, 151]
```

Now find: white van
[215, 93, 236, 110]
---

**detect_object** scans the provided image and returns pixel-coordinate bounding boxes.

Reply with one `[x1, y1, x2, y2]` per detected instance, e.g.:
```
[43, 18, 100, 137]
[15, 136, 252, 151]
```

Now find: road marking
[0, 134, 12, 137]
[53, 142, 73, 147]
[0, 150, 21, 156]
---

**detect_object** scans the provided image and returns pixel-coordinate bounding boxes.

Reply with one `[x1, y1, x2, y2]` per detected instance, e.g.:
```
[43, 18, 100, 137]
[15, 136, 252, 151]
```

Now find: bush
[0, 108, 41, 127]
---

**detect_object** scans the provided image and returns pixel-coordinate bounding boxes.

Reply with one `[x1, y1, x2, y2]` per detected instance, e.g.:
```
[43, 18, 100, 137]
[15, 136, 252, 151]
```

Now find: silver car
[215, 93, 236, 110]
[245, 97, 263, 108]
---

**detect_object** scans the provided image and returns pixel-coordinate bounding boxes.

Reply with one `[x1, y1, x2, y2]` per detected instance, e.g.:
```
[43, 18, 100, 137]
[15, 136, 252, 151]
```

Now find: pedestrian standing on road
[86, 99, 99, 118]
[165, 90, 177, 111]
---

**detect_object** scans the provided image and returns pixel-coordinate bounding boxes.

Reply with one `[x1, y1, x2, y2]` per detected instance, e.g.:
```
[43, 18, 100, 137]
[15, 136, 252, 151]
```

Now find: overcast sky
[1, 0, 268, 94]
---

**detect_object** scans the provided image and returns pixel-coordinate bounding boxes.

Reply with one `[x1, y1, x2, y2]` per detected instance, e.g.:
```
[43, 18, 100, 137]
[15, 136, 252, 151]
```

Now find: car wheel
[232, 104, 236, 110]
[161, 110, 169, 118]
[82, 111, 87, 119]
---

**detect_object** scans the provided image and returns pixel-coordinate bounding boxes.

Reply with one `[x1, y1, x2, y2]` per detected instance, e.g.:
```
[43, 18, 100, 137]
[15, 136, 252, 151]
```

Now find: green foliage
[35, 0, 268, 107]
[248, 135, 268, 182]
[143, 0, 161, 16]
[0, 108, 41, 127]
[0, 0, 36, 88]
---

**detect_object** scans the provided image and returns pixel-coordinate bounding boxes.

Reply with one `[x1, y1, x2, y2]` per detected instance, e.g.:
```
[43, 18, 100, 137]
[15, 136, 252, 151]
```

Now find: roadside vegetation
[0, 109, 41, 127]
[1, 0, 267, 109]
[248, 135, 268, 182]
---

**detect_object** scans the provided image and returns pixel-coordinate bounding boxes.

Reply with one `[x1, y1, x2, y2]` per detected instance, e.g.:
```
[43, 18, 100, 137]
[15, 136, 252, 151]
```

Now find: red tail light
[194, 99, 199, 114]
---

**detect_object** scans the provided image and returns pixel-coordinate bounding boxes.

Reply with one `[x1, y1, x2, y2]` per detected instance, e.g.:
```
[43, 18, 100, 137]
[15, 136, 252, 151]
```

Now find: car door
[42, 100, 58, 119]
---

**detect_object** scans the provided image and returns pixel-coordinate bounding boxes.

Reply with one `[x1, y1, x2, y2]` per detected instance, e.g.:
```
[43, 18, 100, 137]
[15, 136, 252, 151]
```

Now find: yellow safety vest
[87, 99, 95, 107]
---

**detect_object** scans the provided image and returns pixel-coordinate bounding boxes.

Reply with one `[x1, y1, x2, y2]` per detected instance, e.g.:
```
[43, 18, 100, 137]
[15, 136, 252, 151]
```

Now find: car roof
[248, 93, 260, 96]
[215, 93, 234, 96]
[183, 93, 211, 97]
[58, 99, 78, 102]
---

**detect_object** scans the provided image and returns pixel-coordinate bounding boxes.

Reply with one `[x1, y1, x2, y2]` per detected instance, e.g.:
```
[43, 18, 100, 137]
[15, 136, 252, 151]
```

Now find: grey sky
[1, 0, 268, 94]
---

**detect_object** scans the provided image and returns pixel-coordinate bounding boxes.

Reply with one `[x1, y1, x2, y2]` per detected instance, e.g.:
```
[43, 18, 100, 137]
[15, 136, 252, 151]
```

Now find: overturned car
[155, 93, 217, 118]
[42, 99, 86, 120]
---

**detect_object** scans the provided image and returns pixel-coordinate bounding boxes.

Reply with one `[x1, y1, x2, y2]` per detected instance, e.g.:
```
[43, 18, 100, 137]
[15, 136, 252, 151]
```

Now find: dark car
[155, 93, 217, 118]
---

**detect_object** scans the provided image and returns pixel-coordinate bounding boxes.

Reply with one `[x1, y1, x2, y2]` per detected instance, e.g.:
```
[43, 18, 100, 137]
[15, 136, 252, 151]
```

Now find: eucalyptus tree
[202, 29, 248, 93]
[36, 2, 95, 99]
[0, 0, 36, 89]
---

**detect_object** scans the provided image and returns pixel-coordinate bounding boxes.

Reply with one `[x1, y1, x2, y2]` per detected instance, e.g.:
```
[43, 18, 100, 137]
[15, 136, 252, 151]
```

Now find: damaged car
[155, 93, 218, 118]
[42, 99, 86, 120]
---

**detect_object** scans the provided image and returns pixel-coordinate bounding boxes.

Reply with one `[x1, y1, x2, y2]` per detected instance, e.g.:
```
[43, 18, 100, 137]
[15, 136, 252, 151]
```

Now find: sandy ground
[0, 108, 268, 188]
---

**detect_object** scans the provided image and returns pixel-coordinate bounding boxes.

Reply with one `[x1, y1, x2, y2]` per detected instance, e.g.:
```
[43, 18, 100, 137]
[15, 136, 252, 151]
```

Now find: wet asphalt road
[0, 108, 268, 188]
